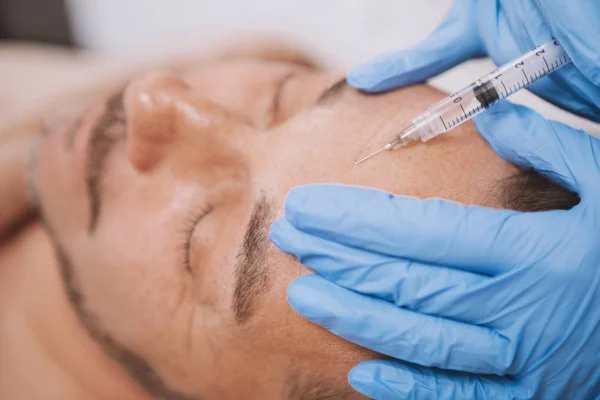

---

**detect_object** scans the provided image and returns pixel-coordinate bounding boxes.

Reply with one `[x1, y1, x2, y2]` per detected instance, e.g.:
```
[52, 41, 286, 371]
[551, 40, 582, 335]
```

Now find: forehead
[260, 83, 518, 208]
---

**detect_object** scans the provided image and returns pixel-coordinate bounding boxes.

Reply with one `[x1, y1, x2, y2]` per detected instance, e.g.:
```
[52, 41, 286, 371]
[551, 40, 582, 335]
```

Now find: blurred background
[1, 0, 449, 58]
[1, 0, 598, 133]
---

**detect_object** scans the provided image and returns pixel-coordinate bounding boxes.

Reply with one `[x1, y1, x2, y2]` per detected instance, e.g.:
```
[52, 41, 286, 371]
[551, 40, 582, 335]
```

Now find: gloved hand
[347, 0, 600, 122]
[270, 101, 600, 399]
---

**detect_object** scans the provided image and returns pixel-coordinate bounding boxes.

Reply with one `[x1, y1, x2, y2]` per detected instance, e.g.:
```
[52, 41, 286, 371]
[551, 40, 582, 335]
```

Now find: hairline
[286, 363, 357, 400]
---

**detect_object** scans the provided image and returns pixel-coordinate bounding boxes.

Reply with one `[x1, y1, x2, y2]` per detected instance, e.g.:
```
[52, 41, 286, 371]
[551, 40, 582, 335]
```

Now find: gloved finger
[271, 216, 490, 319]
[288, 274, 511, 375]
[272, 216, 543, 327]
[349, 360, 531, 400]
[283, 184, 572, 276]
[478, 1, 600, 121]
[347, 0, 484, 92]
[538, 0, 600, 86]
[475, 101, 598, 193]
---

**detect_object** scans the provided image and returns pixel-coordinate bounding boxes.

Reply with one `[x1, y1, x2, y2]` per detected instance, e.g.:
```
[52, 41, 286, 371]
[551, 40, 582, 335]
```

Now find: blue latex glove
[270, 101, 600, 399]
[347, 0, 600, 122]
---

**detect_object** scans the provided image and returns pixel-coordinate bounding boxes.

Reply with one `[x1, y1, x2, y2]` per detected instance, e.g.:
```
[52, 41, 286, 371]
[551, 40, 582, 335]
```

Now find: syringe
[355, 38, 571, 165]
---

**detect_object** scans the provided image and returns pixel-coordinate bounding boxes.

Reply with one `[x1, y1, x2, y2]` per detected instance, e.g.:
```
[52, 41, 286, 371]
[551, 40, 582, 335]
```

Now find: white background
[66, 0, 451, 62]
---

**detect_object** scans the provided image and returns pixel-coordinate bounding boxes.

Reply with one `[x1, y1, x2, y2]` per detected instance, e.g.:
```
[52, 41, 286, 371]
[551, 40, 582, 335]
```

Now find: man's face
[33, 57, 516, 399]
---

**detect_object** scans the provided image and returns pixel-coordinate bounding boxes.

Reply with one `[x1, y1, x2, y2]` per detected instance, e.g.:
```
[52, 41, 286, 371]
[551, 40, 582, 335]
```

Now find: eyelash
[179, 204, 213, 273]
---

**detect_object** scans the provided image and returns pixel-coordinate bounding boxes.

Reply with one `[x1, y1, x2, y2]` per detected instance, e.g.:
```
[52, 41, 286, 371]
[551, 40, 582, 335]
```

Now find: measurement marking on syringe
[522, 70, 529, 84]
[501, 81, 508, 97]
[460, 104, 467, 119]
[387, 39, 572, 154]
[543, 57, 550, 71]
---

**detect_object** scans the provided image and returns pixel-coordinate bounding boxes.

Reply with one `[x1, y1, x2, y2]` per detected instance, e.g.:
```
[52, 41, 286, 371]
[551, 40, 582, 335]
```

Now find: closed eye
[271, 75, 348, 122]
[316, 78, 349, 104]
[182, 205, 213, 274]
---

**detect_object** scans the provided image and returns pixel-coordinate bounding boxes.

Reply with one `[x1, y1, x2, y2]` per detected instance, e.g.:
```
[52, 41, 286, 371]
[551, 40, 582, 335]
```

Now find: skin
[1, 44, 517, 399]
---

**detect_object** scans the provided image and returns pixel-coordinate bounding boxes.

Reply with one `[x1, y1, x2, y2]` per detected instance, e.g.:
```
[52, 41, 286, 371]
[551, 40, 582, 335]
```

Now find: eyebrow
[86, 91, 126, 232]
[232, 195, 276, 324]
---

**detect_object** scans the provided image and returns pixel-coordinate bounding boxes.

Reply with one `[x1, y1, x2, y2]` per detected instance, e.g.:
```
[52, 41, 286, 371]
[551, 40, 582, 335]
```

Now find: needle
[354, 143, 391, 165]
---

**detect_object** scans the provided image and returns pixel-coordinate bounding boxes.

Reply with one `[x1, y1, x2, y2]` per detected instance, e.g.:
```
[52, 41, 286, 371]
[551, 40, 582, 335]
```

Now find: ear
[123, 71, 251, 173]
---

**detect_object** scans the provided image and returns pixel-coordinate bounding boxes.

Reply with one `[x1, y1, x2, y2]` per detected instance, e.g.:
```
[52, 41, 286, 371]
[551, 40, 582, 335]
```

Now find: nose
[124, 71, 190, 147]
[123, 71, 254, 173]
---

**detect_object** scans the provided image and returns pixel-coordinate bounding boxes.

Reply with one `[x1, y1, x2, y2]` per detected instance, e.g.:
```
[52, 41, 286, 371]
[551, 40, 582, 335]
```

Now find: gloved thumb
[347, 0, 485, 92]
[349, 360, 532, 400]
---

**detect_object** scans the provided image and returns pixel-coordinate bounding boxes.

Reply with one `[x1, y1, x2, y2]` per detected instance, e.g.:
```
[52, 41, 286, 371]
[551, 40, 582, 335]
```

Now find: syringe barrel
[408, 38, 570, 144]
[412, 110, 447, 142]
[391, 111, 446, 150]
[480, 38, 570, 101]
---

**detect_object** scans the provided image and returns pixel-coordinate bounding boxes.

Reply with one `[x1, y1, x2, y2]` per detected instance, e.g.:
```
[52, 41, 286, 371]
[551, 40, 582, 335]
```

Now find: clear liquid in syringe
[355, 38, 572, 164]
[434, 38, 571, 133]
